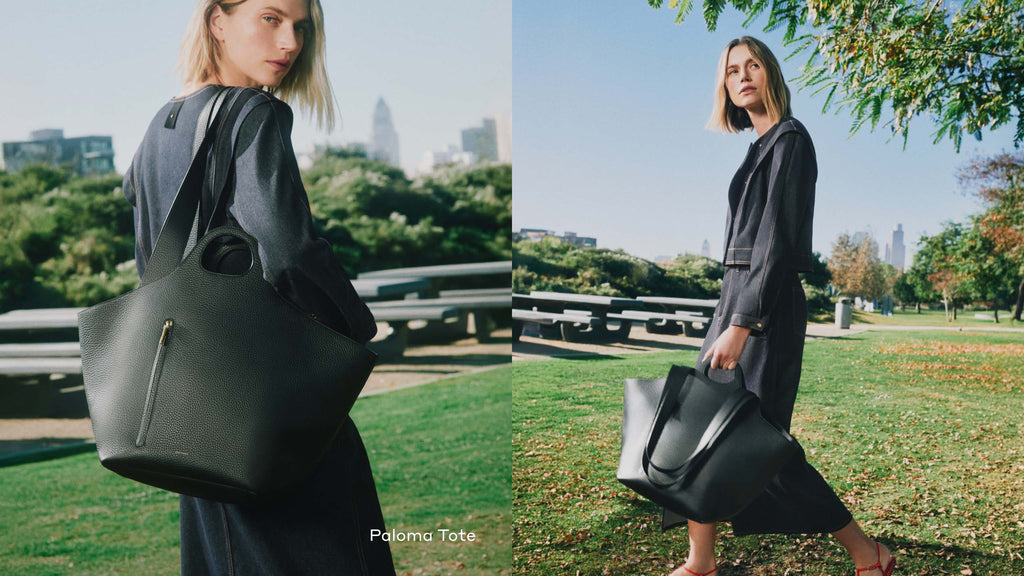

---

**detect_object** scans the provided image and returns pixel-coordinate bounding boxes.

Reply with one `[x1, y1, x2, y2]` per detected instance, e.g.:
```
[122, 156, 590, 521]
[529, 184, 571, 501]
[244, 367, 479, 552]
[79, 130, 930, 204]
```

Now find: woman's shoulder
[172, 84, 293, 122]
[771, 116, 817, 169]
[766, 116, 815, 155]
[231, 87, 295, 132]
[774, 116, 812, 141]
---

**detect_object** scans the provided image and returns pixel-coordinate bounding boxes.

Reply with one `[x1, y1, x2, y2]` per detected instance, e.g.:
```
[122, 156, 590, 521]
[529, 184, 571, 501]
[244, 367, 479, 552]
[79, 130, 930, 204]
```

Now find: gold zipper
[137, 319, 173, 447]
[159, 319, 172, 345]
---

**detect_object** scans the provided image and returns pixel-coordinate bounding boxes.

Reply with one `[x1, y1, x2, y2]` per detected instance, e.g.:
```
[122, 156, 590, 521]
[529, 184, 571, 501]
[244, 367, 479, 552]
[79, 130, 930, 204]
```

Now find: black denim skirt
[661, 268, 853, 535]
[179, 417, 395, 575]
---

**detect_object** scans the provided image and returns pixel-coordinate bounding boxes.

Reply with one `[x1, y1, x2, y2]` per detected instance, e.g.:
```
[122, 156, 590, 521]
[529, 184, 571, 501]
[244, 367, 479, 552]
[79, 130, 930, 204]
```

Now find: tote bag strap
[140, 87, 236, 287]
[202, 88, 268, 234]
[642, 362, 754, 488]
[183, 87, 232, 258]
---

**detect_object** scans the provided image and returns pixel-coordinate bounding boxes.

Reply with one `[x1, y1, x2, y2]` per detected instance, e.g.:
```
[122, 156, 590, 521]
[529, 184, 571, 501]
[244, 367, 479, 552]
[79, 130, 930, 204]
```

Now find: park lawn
[844, 307, 1019, 328]
[512, 330, 1024, 575]
[0, 364, 511, 576]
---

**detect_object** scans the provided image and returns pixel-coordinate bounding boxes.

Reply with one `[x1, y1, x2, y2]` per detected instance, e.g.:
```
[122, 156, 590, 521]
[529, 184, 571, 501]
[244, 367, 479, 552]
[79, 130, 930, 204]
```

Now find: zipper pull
[160, 320, 173, 346]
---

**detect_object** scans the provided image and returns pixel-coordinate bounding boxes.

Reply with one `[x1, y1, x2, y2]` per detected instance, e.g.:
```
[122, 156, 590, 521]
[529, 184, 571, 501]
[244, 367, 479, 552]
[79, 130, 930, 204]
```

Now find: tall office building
[2, 129, 114, 176]
[461, 118, 498, 162]
[495, 112, 512, 163]
[885, 224, 905, 271]
[370, 98, 400, 167]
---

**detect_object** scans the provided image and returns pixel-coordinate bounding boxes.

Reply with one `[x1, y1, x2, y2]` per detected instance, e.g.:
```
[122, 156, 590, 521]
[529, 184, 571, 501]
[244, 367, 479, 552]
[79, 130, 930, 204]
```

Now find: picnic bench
[0, 308, 86, 417]
[606, 309, 712, 337]
[512, 308, 604, 342]
[357, 261, 512, 344]
[513, 292, 643, 342]
[358, 261, 511, 283]
[634, 296, 717, 337]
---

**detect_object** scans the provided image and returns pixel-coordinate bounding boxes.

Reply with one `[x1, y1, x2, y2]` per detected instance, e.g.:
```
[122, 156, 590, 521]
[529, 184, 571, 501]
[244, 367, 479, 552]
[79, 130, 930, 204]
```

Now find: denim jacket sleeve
[225, 98, 378, 345]
[729, 131, 816, 333]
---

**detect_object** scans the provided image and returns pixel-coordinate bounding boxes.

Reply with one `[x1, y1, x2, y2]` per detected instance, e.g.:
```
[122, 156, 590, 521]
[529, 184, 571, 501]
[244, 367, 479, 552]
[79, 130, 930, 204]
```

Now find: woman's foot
[854, 541, 895, 576]
[667, 561, 718, 576]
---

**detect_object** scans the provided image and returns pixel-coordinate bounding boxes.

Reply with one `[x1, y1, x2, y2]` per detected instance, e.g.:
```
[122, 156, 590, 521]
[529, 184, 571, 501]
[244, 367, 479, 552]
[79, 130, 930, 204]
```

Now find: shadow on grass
[0, 375, 89, 418]
[0, 438, 95, 467]
[514, 339, 702, 358]
[812, 334, 867, 342]
[376, 352, 511, 367]
[512, 340, 622, 358]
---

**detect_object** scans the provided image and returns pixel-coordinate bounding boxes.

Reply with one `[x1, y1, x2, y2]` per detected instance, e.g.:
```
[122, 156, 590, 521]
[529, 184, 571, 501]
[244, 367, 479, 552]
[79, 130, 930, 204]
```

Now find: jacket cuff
[730, 313, 766, 333]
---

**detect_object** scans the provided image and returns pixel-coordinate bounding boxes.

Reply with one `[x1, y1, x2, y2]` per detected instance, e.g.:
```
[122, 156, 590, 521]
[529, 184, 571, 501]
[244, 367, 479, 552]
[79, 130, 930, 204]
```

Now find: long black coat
[662, 117, 853, 535]
[124, 85, 395, 574]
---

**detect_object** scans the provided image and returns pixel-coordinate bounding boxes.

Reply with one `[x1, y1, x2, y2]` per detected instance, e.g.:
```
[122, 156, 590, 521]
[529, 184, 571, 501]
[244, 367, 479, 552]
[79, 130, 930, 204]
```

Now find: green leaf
[823, 84, 839, 113]
[703, 0, 725, 31]
[674, 0, 695, 23]
[871, 94, 884, 129]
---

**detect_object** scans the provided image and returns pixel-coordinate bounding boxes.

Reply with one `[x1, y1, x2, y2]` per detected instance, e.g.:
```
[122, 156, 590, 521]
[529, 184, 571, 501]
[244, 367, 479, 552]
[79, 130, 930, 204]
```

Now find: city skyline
[1, 2, 511, 177]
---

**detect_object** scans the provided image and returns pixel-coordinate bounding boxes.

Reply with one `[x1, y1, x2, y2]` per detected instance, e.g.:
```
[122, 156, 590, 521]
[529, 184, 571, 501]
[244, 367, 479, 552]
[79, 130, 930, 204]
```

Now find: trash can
[835, 297, 852, 329]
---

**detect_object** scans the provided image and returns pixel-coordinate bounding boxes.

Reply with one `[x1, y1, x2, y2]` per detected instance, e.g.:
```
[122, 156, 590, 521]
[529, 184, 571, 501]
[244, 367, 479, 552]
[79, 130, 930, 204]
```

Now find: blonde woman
[122, 0, 394, 573]
[662, 37, 895, 576]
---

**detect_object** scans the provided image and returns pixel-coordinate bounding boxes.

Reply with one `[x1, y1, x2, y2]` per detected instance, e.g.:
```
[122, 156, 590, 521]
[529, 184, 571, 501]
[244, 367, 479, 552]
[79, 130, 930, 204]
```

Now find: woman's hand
[702, 325, 752, 370]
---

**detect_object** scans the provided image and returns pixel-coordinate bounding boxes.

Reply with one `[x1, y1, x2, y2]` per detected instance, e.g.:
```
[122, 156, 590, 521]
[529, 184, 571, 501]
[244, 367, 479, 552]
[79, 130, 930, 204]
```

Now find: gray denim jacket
[721, 116, 816, 333]
[123, 85, 377, 344]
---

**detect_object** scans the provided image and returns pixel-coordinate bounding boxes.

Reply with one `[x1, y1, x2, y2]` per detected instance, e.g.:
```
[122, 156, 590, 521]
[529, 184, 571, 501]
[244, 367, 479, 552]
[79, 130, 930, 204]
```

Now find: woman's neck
[745, 105, 776, 137]
[177, 82, 212, 98]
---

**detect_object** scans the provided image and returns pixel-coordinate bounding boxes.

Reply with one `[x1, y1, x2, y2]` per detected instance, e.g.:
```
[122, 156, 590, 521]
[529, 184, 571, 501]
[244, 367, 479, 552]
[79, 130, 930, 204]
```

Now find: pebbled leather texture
[617, 362, 800, 523]
[79, 87, 376, 504]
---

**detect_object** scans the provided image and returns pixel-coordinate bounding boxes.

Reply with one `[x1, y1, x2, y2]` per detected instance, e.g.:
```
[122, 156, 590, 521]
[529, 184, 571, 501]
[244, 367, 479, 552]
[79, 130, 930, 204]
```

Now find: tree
[957, 152, 1024, 320]
[827, 232, 886, 300]
[947, 216, 1018, 322]
[916, 222, 969, 321]
[800, 250, 832, 290]
[892, 271, 917, 311]
[650, 0, 1024, 150]
[512, 239, 723, 298]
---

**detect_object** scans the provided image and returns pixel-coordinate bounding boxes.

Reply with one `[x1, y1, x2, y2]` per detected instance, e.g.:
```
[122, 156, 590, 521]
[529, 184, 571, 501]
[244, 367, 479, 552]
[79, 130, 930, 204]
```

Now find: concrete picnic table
[634, 296, 718, 336]
[358, 262, 512, 344]
[514, 291, 644, 341]
[357, 261, 511, 280]
[350, 277, 431, 300]
[635, 296, 718, 312]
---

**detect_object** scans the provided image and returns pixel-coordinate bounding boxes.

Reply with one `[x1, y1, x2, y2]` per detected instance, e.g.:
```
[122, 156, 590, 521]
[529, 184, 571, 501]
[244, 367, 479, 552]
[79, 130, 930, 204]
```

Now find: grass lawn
[844, 308, 1020, 328]
[0, 364, 511, 576]
[513, 330, 1024, 575]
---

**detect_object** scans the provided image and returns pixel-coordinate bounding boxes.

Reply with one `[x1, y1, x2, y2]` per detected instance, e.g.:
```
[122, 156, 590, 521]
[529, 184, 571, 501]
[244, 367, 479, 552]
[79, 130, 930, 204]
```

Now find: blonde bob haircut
[176, 0, 338, 133]
[707, 36, 791, 133]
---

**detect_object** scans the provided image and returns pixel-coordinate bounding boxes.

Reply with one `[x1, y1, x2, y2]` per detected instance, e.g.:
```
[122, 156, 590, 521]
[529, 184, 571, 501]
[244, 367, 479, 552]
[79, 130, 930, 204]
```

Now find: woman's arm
[729, 131, 816, 333]
[225, 98, 378, 345]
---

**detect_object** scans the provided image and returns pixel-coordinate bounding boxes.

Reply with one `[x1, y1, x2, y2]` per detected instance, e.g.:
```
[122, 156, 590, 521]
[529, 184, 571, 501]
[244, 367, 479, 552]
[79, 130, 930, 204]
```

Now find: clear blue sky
[1, 1, 511, 176]
[512, 2, 1016, 264]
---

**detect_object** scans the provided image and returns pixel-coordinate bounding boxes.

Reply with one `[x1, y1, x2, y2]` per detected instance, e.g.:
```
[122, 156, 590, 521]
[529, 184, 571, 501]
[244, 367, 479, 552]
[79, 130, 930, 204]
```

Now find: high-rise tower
[370, 98, 400, 167]
[885, 224, 905, 271]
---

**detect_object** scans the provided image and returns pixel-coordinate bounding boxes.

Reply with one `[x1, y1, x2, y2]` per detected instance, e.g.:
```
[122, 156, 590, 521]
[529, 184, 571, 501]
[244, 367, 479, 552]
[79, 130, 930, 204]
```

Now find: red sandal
[855, 542, 896, 576]
[681, 566, 718, 576]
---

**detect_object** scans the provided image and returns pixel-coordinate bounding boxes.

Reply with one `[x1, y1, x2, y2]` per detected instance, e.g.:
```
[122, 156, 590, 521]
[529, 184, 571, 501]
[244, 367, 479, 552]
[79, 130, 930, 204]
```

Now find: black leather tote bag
[78, 87, 377, 504]
[617, 362, 800, 523]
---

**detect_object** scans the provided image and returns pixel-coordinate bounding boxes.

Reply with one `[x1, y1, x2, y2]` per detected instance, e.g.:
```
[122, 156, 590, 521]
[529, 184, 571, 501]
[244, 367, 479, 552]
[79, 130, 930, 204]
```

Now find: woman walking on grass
[662, 36, 895, 576]
[124, 0, 395, 573]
